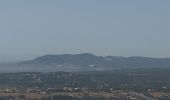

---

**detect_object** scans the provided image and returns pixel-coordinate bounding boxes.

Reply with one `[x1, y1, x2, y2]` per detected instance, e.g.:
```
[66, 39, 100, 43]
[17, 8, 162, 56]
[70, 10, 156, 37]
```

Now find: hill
[13, 53, 170, 72]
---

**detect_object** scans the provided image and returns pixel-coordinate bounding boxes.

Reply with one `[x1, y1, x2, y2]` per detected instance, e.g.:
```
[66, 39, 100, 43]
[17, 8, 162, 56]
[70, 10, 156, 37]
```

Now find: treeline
[0, 68, 170, 92]
[0, 95, 127, 100]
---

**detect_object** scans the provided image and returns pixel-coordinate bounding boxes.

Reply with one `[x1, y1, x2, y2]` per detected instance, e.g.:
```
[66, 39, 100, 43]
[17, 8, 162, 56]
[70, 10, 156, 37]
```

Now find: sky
[0, 0, 170, 62]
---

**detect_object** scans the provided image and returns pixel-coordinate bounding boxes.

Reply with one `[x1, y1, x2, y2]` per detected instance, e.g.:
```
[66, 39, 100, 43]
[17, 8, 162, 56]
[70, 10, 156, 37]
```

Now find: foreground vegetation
[0, 68, 169, 99]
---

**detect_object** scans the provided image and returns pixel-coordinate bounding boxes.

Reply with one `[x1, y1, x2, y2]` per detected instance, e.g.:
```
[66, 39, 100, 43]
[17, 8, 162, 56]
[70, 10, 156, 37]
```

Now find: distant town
[0, 68, 169, 100]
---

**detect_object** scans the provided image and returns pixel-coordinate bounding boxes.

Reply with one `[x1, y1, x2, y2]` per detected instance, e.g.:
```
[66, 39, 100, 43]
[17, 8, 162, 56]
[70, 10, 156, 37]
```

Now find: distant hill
[1, 53, 170, 72]
[15, 53, 170, 72]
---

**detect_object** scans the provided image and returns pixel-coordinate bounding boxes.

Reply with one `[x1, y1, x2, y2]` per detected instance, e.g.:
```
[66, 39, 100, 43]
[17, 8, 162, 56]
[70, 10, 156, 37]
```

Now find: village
[0, 87, 161, 100]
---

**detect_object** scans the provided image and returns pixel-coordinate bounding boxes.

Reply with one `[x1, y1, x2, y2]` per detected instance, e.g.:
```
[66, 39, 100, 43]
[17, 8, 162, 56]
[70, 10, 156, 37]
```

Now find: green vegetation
[0, 68, 169, 92]
[0, 68, 169, 99]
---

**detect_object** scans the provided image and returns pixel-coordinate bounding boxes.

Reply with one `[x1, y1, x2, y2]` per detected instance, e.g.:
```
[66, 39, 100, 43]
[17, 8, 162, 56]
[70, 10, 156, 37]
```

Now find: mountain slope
[15, 53, 170, 72]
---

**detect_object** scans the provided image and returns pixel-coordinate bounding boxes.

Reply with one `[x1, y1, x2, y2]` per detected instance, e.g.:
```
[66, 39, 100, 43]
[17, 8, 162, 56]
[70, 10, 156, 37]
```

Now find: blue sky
[0, 0, 170, 62]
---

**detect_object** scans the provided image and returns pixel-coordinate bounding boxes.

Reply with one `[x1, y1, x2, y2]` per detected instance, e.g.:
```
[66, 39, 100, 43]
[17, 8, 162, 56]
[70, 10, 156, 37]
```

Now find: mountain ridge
[1, 53, 170, 72]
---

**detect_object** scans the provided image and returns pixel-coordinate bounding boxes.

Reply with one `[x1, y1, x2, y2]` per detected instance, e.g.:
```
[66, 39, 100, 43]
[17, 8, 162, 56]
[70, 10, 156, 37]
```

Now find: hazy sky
[0, 0, 170, 62]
